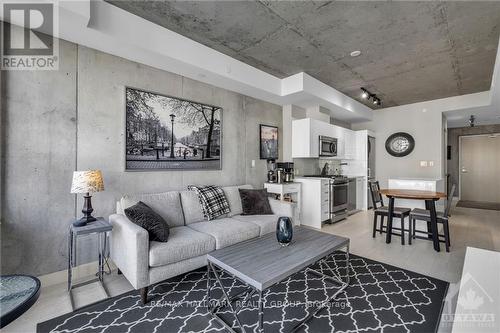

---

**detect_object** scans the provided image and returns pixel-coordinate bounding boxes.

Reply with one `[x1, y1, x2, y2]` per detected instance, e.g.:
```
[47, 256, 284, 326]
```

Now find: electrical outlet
[420, 161, 428, 167]
[429, 161, 434, 167]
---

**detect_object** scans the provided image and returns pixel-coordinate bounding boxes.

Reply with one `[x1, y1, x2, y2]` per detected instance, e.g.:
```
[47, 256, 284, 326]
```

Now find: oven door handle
[331, 184, 348, 188]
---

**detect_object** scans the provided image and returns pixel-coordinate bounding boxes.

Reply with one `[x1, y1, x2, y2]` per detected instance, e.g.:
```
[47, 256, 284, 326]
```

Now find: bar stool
[369, 181, 411, 245]
[410, 184, 455, 252]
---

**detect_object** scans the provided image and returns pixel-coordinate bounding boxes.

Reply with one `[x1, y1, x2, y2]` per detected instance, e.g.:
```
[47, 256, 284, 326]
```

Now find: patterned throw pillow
[188, 185, 230, 221]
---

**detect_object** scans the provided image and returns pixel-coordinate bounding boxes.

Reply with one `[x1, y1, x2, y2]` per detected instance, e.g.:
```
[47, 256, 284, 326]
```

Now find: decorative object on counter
[276, 216, 293, 246]
[260, 124, 278, 160]
[385, 132, 415, 157]
[70, 170, 104, 226]
[0, 275, 40, 328]
[125, 87, 222, 170]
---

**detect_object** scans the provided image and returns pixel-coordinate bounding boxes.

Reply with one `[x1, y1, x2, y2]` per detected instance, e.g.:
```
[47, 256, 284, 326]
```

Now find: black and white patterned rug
[38, 254, 448, 333]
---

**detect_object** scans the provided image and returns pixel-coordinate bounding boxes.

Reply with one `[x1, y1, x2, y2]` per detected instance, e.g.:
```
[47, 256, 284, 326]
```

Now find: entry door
[460, 135, 500, 202]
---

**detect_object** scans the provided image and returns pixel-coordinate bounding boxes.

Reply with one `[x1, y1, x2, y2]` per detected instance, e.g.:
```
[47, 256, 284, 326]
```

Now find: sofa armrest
[268, 199, 297, 224]
[109, 214, 149, 289]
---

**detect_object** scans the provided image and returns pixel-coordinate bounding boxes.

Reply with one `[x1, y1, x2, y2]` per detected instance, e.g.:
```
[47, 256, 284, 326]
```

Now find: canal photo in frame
[125, 87, 222, 170]
[260, 124, 278, 160]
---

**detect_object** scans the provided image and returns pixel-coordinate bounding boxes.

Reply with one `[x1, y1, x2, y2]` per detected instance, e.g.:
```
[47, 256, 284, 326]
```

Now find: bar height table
[379, 189, 446, 252]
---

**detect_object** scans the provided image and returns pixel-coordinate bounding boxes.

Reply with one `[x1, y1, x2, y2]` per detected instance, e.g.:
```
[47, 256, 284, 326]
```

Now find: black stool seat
[410, 208, 445, 219]
[375, 206, 411, 215]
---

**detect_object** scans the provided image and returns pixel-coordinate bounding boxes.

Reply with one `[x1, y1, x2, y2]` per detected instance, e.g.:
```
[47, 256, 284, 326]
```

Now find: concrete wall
[1, 39, 78, 275]
[352, 107, 444, 188]
[1, 42, 282, 276]
[447, 124, 500, 195]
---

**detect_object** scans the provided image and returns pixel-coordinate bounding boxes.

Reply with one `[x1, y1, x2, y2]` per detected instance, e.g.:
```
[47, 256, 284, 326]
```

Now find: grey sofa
[109, 184, 296, 303]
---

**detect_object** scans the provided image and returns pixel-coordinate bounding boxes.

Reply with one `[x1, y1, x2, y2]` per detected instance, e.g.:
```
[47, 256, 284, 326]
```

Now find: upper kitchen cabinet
[292, 118, 357, 159]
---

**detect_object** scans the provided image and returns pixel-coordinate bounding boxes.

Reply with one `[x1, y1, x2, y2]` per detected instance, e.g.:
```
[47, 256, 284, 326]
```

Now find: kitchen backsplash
[293, 158, 366, 177]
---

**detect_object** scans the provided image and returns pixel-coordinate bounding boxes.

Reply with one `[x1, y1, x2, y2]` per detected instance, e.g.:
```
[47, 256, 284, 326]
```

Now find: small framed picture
[260, 124, 278, 160]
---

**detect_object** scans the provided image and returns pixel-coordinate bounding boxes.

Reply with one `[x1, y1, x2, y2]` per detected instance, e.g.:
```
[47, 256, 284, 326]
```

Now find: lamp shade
[70, 170, 104, 194]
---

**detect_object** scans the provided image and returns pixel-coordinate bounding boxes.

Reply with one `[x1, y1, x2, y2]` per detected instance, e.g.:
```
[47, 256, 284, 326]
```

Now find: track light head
[373, 98, 380, 106]
[361, 88, 369, 99]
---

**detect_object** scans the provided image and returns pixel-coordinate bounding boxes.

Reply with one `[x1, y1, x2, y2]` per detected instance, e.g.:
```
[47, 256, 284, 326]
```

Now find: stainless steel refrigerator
[367, 136, 376, 209]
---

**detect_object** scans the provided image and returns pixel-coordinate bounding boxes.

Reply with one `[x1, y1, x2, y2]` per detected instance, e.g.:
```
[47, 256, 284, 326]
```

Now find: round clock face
[385, 132, 415, 157]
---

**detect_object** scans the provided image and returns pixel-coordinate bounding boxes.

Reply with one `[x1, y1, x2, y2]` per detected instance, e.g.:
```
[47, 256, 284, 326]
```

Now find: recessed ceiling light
[350, 50, 361, 57]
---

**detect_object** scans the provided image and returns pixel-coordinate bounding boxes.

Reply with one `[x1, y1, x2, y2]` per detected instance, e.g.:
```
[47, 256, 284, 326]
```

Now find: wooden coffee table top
[379, 189, 446, 200]
[207, 227, 349, 290]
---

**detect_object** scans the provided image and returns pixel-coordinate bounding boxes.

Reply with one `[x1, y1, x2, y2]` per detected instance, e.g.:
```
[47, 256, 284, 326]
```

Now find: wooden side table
[67, 217, 112, 309]
[264, 182, 301, 225]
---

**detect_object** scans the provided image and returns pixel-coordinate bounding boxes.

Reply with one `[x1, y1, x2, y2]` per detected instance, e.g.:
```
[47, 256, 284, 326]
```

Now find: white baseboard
[38, 260, 117, 288]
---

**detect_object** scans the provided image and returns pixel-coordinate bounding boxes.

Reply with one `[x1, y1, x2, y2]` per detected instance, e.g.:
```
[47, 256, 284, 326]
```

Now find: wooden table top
[379, 189, 447, 200]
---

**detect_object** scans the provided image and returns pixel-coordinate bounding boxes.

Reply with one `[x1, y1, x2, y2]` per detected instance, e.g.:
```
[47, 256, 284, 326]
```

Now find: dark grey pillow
[238, 189, 274, 215]
[124, 201, 170, 242]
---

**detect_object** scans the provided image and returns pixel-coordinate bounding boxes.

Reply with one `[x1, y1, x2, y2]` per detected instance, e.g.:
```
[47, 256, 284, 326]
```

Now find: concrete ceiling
[107, 1, 500, 108]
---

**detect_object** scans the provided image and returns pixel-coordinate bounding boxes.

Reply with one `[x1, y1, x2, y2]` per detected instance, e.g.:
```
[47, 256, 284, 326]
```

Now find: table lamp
[70, 170, 104, 226]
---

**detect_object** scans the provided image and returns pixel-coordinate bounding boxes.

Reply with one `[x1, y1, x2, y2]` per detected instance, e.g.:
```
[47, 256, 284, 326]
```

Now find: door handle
[461, 167, 468, 173]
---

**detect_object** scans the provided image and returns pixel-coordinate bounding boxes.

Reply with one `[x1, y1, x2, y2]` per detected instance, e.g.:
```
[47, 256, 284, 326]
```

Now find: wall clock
[385, 132, 415, 157]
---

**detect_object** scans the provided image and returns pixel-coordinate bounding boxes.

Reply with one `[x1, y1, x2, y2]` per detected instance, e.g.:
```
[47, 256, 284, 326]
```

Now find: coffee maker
[277, 162, 294, 183]
[266, 159, 277, 183]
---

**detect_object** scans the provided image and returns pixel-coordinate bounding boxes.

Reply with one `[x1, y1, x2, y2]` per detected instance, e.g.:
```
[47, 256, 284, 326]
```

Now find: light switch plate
[251, 160, 255, 168]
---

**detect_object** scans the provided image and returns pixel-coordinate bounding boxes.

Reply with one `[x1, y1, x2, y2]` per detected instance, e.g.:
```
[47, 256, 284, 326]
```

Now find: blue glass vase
[276, 216, 293, 246]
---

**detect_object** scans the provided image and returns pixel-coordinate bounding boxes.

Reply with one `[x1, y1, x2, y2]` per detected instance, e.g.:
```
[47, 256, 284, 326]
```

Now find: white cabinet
[295, 177, 330, 229]
[355, 130, 368, 161]
[356, 177, 367, 210]
[264, 182, 301, 225]
[344, 130, 356, 160]
[292, 118, 357, 159]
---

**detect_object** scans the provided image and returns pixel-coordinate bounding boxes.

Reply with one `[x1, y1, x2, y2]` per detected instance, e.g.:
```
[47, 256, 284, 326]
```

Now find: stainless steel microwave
[319, 136, 338, 157]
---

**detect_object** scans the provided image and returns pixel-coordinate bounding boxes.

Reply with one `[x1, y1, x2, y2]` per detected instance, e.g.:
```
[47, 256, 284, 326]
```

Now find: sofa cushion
[232, 214, 279, 236]
[187, 218, 260, 249]
[180, 190, 205, 225]
[121, 191, 185, 227]
[124, 201, 170, 242]
[222, 185, 253, 217]
[187, 185, 230, 220]
[149, 226, 215, 267]
[239, 188, 273, 215]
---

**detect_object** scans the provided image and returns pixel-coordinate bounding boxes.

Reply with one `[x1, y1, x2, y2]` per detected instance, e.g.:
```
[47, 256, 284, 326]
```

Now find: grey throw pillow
[238, 188, 274, 215]
[124, 201, 170, 242]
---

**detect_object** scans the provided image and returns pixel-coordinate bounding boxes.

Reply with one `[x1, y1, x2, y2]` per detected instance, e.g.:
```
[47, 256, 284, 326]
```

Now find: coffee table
[206, 226, 349, 333]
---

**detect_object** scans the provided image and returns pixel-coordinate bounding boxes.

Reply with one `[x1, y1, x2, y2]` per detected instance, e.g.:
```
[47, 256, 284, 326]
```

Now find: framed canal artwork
[260, 124, 278, 160]
[125, 87, 222, 170]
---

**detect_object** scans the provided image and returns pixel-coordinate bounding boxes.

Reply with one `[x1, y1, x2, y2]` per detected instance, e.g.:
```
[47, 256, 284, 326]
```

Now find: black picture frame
[259, 124, 278, 160]
[385, 132, 415, 157]
[125, 87, 223, 171]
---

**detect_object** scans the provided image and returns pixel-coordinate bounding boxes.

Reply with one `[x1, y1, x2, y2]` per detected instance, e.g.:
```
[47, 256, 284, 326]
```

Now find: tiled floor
[4, 204, 500, 333]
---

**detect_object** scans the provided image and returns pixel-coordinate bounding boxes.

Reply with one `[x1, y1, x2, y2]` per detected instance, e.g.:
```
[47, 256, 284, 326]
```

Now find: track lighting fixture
[360, 88, 381, 106]
[469, 115, 475, 127]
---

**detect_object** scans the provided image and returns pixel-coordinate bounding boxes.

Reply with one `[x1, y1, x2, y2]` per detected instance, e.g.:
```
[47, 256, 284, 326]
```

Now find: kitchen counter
[388, 177, 445, 209]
